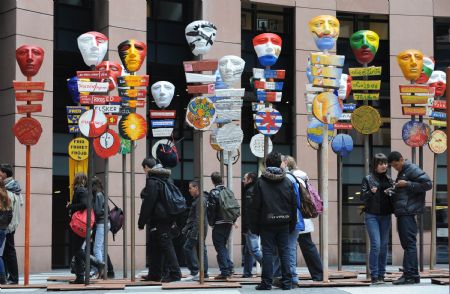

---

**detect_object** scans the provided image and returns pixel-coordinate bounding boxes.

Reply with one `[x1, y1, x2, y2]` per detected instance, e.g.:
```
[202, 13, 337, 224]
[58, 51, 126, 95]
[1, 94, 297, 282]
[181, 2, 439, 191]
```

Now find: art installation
[397, 49, 424, 81]
[427, 70, 447, 97]
[331, 133, 354, 157]
[118, 112, 147, 141]
[77, 31, 108, 67]
[306, 118, 334, 145]
[151, 81, 175, 108]
[93, 129, 121, 158]
[117, 39, 147, 72]
[312, 91, 343, 124]
[308, 15, 340, 51]
[218, 55, 245, 86]
[96, 61, 123, 91]
[401, 120, 431, 147]
[428, 130, 447, 154]
[416, 56, 435, 84]
[350, 30, 379, 65]
[185, 20, 217, 56]
[336, 73, 352, 100]
[252, 33, 282, 67]
[351, 105, 382, 135]
[185, 96, 217, 130]
[16, 45, 45, 77]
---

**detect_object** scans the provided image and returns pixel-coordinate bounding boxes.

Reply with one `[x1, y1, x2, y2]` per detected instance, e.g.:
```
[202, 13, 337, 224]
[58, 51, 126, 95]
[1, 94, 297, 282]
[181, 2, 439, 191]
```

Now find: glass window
[158, 1, 183, 21]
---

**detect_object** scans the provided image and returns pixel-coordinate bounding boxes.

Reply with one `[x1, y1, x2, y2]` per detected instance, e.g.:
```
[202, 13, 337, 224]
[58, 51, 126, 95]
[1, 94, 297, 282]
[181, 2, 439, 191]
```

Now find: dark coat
[69, 186, 89, 214]
[360, 172, 394, 215]
[182, 195, 208, 240]
[250, 167, 297, 234]
[242, 182, 255, 232]
[391, 161, 432, 216]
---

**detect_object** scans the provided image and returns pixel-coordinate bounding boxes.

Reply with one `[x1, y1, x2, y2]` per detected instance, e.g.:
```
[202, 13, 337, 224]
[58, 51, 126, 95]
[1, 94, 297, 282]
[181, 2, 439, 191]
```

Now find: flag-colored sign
[151, 119, 175, 128]
[351, 80, 381, 90]
[353, 93, 380, 100]
[253, 68, 286, 79]
[106, 115, 118, 125]
[117, 75, 149, 87]
[79, 95, 121, 105]
[77, 81, 109, 93]
[253, 80, 284, 91]
[118, 88, 147, 98]
[399, 84, 431, 94]
[432, 100, 446, 109]
[256, 91, 282, 102]
[255, 107, 283, 136]
[349, 66, 382, 77]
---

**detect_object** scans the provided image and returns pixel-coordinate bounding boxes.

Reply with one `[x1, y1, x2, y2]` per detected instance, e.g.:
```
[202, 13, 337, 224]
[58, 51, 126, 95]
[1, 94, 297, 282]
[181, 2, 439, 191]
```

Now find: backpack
[151, 177, 187, 215]
[217, 186, 240, 223]
[108, 198, 124, 241]
[287, 172, 321, 219]
[306, 181, 323, 214]
[70, 209, 95, 238]
[93, 192, 106, 218]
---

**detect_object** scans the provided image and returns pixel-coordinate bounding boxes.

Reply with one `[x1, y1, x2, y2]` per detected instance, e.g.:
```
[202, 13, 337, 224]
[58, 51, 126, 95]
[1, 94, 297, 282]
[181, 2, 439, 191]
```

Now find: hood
[292, 169, 308, 182]
[4, 177, 21, 194]
[262, 167, 286, 182]
[148, 164, 171, 180]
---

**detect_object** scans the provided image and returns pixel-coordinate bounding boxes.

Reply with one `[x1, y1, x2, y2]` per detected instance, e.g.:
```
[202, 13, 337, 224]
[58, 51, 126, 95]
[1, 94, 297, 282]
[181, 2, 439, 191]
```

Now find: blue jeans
[93, 223, 107, 270]
[183, 237, 208, 276]
[0, 229, 6, 275]
[243, 232, 262, 276]
[365, 213, 391, 278]
[273, 229, 300, 283]
[397, 215, 419, 278]
[212, 223, 233, 276]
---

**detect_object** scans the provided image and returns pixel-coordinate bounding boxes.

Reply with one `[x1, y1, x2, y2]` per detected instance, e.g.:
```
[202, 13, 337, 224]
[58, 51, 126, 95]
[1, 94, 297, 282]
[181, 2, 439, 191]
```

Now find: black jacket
[391, 161, 432, 216]
[250, 167, 297, 234]
[209, 185, 233, 224]
[93, 191, 108, 223]
[69, 186, 89, 215]
[242, 182, 255, 232]
[138, 166, 173, 229]
[182, 195, 208, 240]
[361, 172, 394, 215]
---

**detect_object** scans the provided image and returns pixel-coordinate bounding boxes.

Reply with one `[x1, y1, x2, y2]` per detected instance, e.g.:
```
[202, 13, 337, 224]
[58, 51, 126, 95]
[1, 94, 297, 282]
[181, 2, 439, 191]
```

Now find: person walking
[387, 151, 432, 285]
[91, 176, 107, 278]
[360, 153, 394, 284]
[251, 151, 297, 290]
[0, 180, 12, 285]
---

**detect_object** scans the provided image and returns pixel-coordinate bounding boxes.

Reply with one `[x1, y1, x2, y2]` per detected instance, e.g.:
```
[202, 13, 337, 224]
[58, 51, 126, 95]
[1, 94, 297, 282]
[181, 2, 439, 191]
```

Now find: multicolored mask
[218, 55, 245, 85]
[77, 31, 108, 67]
[397, 49, 424, 81]
[117, 39, 147, 73]
[252, 33, 282, 67]
[151, 81, 175, 109]
[427, 70, 446, 97]
[309, 15, 340, 51]
[185, 20, 217, 56]
[96, 61, 123, 91]
[416, 56, 435, 84]
[350, 30, 379, 64]
[16, 45, 44, 78]
[337, 73, 352, 100]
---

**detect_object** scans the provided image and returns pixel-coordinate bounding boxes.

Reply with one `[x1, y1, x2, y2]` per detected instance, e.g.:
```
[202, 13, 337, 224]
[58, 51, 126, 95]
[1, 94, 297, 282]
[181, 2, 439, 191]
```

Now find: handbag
[70, 209, 95, 238]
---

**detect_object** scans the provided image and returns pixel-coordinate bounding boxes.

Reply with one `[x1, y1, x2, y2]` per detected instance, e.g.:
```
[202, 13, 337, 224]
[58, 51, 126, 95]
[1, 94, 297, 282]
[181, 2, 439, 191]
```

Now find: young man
[181, 181, 208, 281]
[387, 151, 432, 285]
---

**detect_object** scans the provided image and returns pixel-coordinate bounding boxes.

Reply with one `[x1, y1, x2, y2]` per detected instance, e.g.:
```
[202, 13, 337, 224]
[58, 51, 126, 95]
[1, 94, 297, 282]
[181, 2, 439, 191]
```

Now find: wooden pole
[226, 150, 234, 264]
[103, 158, 109, 279]
[362, 62, 370, 279]
[198, 131, 205, 284]
[130, 71, 136, 282]
[122, 154, 127, 278]
[446, 67, 450, 271]
[24, 75, 31, 286]
[337, 155, 342, 271]
[430, 153, 437, 269]
[320, 123, 329, 282]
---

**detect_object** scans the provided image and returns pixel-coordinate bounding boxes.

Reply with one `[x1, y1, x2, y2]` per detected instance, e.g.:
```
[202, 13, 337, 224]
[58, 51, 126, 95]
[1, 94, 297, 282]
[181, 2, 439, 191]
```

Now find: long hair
[371, 153, 388, 173]
[73, 173, 88, 189]
[284, 156, 297, 171]
[0, 180, 11, 211]
[92, 176, 104, 195]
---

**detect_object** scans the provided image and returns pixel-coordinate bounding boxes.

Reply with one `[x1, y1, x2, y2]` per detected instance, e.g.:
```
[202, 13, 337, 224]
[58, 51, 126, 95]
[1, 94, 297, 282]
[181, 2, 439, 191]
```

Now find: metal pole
[430, 153, 437, 269]
[320, 123, 329, 282]
[317, 149, 323, 258]
[198, 131, 205, 284]
[122, 154, 128, 278]
[418, 117, 424, 272]
[24, 75, 32, 286]
[85, 138, 94, 285]
[445, 67, 450, 273]
[227, 150, 234, 265]
[337, 155, 342, 271]
[362, 62, 370, 279]
[220, 150, 225, 178]
[103, 158, 109, 279]
[130, 72, 136, 281]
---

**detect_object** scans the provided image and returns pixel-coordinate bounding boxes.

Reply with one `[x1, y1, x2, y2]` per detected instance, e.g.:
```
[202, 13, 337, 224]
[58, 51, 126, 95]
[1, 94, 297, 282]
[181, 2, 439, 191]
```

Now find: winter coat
[209, 185, 233, 225]
[391, 161, 432, 216]
[291, 169, 312, 234]
[286, 172, 305, 231]
[251, 167, 297, 234]
[93, 191, 108, 223]
[360, 172, 394, 215]
[4, 177, 23, 233]
[242, 182, 255, 232]
[69, 186, 89, 214]
[182, 195, 208, 240]
[138, 166, 173, 229]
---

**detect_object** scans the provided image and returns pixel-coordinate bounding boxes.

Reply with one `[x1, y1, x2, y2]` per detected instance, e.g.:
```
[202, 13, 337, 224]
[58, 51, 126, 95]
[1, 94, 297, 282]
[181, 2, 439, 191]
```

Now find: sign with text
[151, 119, 175, 128]
[187, 84, 215, 94]
[349, 66, 382, 77]
[15, 92, 44, 102]
[351, 80, 381, 91]
[429, 119, 447, 127]
[214, 88, 245, 97]
[253, 68, 286, 79]
[183, 60, 218, 72]
[311, 65, 343, 79]
[152, 128, 173, 137]
[13, 81, 45, 91]
[77, 70, 109, 79]
[117, 75, 149, 87]
[256, 91, 282, 102]
[432, 100, 447, 110]
[399, 84, 431, 94]
[79, 95, 121, 105]
[310, 53, 345, 67]
[17, 104, 42, 114]
[400, 95, 430, 105]
[118, 88, 147, 98]
[253, 80, 284, 91]
[353, 93, 380, 100]
[312, 77, 340, 89]
[402, 106, 427, 116]
[77, 81, 109, 93]
[149, 110, 176, 119]
[334, 122, 353, 130]
[93, 104, 121, 113]
[66, 106, 89, 115]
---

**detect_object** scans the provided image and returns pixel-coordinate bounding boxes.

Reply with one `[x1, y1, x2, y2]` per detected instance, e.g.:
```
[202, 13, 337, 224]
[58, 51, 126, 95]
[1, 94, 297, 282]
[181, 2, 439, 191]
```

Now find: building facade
[0, 0, 448, 272]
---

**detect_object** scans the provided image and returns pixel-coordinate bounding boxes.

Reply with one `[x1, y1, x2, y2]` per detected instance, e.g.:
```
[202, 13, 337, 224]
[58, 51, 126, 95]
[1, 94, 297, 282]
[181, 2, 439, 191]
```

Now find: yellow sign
[351, 106, 382, 135]
[311, 66, 343, 79]
[429, 119, 447, 127]
[400, 95, 430, 105]
[310, 53, 345, 67]
[351, 80, 381, 90]
[68, 137, 89, 161]
[399, 85, 431, 94]
[313, 77, 340, 89]
[68, 157, 88, 202]
[402, 106, 427, 116]
[349, 66, 382, 77]
[353, 93, 380, 100]
[428, 130, 447, 154]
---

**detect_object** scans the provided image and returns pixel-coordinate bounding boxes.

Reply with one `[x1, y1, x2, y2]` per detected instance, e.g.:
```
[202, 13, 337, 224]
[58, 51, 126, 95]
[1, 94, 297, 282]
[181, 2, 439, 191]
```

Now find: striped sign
[253, 68, 285, 79]
[151, 119, 175, 128]
[118, 88, 147, 98]
[310, 53, 345, 67]
[254, 80, 284, 91]
[256, 91, 282, 102]
[255, 107, 283, 136]
[311, 66, 343, 79]
[312, 77, 339, 89]
[117, 75, 149, 87]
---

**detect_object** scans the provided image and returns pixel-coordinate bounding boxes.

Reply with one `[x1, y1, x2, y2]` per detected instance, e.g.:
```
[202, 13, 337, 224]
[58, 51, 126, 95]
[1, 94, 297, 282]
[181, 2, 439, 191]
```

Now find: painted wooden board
[254, 80, 284, 91]
[185, 72, 216, 83]
[121, 100, 145, 108]
[334, 122, 353, 130]
[183, 60, 218, 72]
[67, 115, 80, 124]
[351, 80, 381, 90]
[353, 93, 380, 100]
[253, 68, 285, 79]
[151, 119, 175, 128]
[77, 70, 109, 79]
[311, 65, 343, 79]
[250, 133, 273, 158]
[399, 84, 432, 94]
[343, 103, 356, 111]
[305, 84, 324, 92]
[15, 92, 44, 102]
[402, 106, 427, 116]
[216, 123, 244, 152]
[17, 104, 42, 114]
[214, 88, 245, 97]
[432, 100, 447, 109]
[117, 75, 149, 87]
[152, 128, 173, 137]
[252, 102, 272, 112]
[13, 81, 45, 91]
[68, 137, 89, 161]
[215, 98, 243, 121]
[118, 88, 147, 98]
[79, 95, 121, 105]
[149, 110, 176, 119]
[400, 95, 430, 104]
[77, 81, 109, 93]
[313, 77, 340, 89]
[430, 111, 446, 119]
[339, 113, 352, 121]
[93, 104, 121, 113]
[106, 115, 118, 125]
[187, 84, 215, 94]
[349, 66, 382, 77]
[310, 53, 345, 67]
[13, 117, 42, 145]
[429, 119, 447, 127]
[256, 90, 282, 102]
[255, 107, 283, 136]
[66, 106, 89, 114]
[68, 125, 80, 133]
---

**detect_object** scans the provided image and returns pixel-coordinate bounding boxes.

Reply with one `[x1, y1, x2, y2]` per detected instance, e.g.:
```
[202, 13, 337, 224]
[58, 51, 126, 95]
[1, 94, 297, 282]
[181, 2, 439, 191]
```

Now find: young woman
[0, 180, 12, 284]
[360, 153, 394, 284]
[91, 177, 107, 278]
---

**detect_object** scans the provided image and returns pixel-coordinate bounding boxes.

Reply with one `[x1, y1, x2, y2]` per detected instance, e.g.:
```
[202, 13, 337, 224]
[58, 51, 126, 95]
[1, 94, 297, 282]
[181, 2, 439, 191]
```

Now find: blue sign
[151, 119, 175, 128]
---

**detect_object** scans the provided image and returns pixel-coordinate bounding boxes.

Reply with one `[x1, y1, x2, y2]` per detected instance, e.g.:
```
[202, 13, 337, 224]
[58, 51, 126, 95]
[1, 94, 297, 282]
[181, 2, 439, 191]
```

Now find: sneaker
[161, 276, 181, 283]
[392, 275, 417, 285]
[255, 284, 272, 290]
[214, 274, 230, 280]
[107, 271, 115, 279]
[182, 274, 199, 281]
[377, 276, 385, 284]
[371, 277, 382, 285]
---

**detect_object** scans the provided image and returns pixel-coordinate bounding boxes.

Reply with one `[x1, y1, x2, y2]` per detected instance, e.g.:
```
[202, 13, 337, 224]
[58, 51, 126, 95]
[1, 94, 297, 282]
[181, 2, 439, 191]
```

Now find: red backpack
[70, 209, 95, 238]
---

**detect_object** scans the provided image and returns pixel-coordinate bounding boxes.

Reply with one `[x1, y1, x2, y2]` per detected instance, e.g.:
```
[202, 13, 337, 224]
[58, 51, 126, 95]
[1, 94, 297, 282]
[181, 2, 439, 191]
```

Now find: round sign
[12, 117, 42, 146]
[402, 120, 431, 147]
[307, 137, 320, 150]
[255, 107, 283, 136]
[250, 133, 273, 158]
[93, 129, 120, 158]
[306, 118, 334, 144]
[428, 130, 447, 154]
[119, 113, 147, 141]
[351, 106, 382, 135]
[68, 137, 89, 161]
[186, 96, 217, 130]
[331, 134, 354, 157]
[78, 109, 108, 138]
[216, 149, 240, 165]
[312, 92, 342, 124]
[152, 139, 173, 158]
[216, 123, 244, 152]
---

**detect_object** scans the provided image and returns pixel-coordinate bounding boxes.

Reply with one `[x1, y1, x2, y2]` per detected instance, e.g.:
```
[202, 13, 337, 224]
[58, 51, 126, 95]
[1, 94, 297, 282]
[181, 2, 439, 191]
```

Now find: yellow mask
[397, 49, 424, 81]
[309, 15, 340, 51]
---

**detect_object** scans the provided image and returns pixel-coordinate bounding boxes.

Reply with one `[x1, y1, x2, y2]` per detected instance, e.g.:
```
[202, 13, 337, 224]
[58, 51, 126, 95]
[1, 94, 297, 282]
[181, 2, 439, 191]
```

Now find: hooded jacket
[182, 194, 208, 240]
[4, 177, 23, 233]
[391, 161, 432, 216]
[69, 186, 89, 214]
[250, 167, 297, 234]
[138, 165, 173, 229]
[360, 172, 394, 215]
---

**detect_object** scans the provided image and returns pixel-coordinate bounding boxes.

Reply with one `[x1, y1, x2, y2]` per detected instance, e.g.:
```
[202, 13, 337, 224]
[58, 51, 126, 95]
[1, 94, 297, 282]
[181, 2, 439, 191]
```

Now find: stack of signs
[66, 106, 89, 133]
[117, 75, 148, 116]
[149, 109, 176, 137]
[430, 99, 446, 127]
[12, 81, 45, 145]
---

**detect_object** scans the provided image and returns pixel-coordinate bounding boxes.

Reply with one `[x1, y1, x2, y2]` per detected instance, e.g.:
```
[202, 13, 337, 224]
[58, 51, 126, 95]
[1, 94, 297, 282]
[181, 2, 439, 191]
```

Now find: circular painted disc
[12, 117, 43, 146]
[428, 130, 447, 154]
[152, 139, 173, 158]
[216, 149, 240, 165]
[312, 92, 343, 124]
[250, 133, 273, 158]
[119, 113, 147, 141]
[78, 109, 108, 138]
[185, 96, 217, 130]
[306, 118, 334, 144]
[68, 137, 89, 161]
[351, 106, 382, 135]
[402, 120, 431, 147]
[255, 107, 283, 136]
[216, 123, 244, 152]
[331, 134, 354, 157]
[93, 129, 120, 159]
[307, 137, 320, 150]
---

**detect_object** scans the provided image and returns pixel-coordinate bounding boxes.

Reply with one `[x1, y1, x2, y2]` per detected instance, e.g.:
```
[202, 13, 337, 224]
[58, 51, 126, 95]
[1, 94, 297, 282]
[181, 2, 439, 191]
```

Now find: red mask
[16, 45, 44, 78]
[96, 61, 123, 91]
[429, 81, 446, 97]
[117, 39, 147, 73]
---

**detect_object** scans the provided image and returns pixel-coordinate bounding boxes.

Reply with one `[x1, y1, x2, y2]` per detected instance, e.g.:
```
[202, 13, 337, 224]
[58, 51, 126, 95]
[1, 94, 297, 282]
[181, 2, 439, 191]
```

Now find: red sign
[77, 70, 110, 79]
[334, 122, 353, 130]
[149, 110, 176, 119]
[433, 100, 447, 110]
[402, 106, 427, 116]
[118, 88, 147, 98]
[399, 84, 431, 94]
[106, 115, 118, 125]
[183, 60, 218, 72]
[13, 81, 45, 91]
[187, 84, 215, 94]
[79, 95, 121, 105]
[15, 92, 44, 102]
[17, 104, 42, 114]
[13, 117, 42, 145]
[93, 129, 121, 159]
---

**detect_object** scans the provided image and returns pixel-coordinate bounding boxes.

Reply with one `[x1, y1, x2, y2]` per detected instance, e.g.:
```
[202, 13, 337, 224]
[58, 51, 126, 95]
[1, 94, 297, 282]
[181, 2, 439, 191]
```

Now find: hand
[370, 187, 378, 193]
[395, 180, 408, 188]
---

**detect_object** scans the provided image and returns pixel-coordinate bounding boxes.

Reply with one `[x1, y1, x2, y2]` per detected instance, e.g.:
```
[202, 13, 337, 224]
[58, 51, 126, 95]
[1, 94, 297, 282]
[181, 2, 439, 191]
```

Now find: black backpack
[151, 177, 187, 216]
[108, 198, 124, 241]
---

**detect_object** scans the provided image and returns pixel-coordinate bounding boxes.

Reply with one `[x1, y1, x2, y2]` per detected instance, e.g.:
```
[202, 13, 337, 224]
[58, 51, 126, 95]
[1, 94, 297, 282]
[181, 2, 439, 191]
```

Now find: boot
[0, 273, 6, 285]
[70, 274, 85, 284]
[90, 255, 105, 278]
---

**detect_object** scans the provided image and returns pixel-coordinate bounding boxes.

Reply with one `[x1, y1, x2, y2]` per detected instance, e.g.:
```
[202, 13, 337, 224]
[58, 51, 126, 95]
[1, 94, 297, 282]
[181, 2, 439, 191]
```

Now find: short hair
[211, 171, 223, 185]
[0, 164, 13, 178]
[189, 180, 199, 189]
[141, 157, 158, 169]
[387, 151, 403, 163]
[265, 151, 282, 168]
[285, 156, 297, 171]
[245, 172, 257, 183]
[371, 153, 388, 172]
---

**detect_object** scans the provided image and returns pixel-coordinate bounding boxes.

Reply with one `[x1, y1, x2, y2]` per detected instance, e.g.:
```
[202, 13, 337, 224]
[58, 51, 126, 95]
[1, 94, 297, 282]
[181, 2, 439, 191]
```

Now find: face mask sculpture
[151, 81, 175, 109]
[77, 31, 108, 67]
[252, 33, 282, 67]
[218, 55, 245, 86]
[427, 70, 447, 97]
[416, 56, 435, 84]
[117, 39, 147, 73]
[309, 15, 340, 51]
[337, 73, 352, 100]
[350, 30, 379, 64]
[185, 20, 217, 56]
[397, 49, 424, 81]
[16, 45, 44, 78]
[96, 61, 123, 91]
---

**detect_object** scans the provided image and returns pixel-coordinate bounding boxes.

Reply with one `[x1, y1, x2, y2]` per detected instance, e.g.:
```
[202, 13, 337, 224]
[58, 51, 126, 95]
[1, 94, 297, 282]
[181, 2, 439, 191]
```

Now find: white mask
[185, 20, 217, 56]
[337, 73, 349, 100]
[77, 31, 108, 67]
[151, 81, 175, 109]
[427, 70, 446, 84]
[218, 55, 245, 86]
